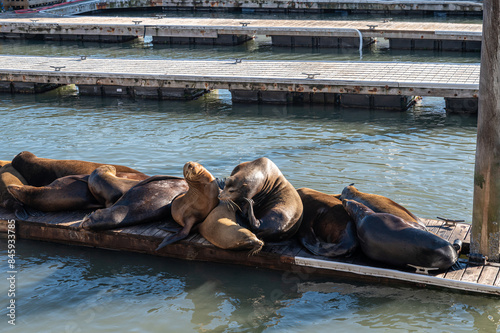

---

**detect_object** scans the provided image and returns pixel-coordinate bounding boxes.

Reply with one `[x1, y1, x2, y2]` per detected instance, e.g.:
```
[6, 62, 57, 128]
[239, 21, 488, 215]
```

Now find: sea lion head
[218, 174, 251, 203]
[342, 199, 373, 224]
[340, 183, 357, 201]
[6, 184, 26, 204]
[94, 165, 117, 177]
[183, 162, 215, 184]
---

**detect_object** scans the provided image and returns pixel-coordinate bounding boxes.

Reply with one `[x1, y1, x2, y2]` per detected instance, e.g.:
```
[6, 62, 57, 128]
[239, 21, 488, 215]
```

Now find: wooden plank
[478, 265, 500, 286]
[444, 261, 467, 281]
[461, 265, 484, 283]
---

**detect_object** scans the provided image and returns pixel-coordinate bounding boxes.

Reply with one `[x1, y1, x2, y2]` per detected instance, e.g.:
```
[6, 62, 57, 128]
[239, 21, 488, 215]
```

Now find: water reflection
[0, 238, 498, 332]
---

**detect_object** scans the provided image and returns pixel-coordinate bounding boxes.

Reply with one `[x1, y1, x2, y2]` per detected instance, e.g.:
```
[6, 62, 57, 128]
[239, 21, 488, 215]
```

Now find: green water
[0, 8, 498, 333]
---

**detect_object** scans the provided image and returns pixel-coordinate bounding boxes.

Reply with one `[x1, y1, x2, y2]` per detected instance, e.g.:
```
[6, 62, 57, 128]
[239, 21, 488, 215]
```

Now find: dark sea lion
[80, 175, 188, 230]
[218, 157, 303, 242]
[0, 163, 28, 214]
[8, 175, 102, 212]
[156, 162, 220, 250]
[342, 199, 458, 271]
[340, 184, 425, 229]
[199, 202, 264, 255]
[88, 165, 145, 207]
[12, 151, 146, 187]
[296, 188, 358, 257]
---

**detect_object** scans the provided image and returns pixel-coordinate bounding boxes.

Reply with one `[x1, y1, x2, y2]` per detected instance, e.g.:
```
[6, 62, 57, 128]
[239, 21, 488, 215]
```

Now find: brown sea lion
[198, 202, 264, 255]
[218, 157, 303, 242]
[0, 163, 28, 214]
[80, 175, 188, 230]
[88, 165, 145, 207]
[156, 162, 220, 250]
[8, 175, 102, 212]
[297, 188, 358, 257]
[12, 151, 146, 187]
[340, 184, 426, 229]
[342, 199, 458, 271]
[0, 160, 11, 167]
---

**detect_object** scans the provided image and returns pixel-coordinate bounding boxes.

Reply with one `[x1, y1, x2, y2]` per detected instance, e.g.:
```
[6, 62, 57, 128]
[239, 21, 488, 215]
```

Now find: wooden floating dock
[1, 208, 499, 296]
[0, 17, 482, 51]
[36, 0, 483, 16]
[0, 55, 480, 112]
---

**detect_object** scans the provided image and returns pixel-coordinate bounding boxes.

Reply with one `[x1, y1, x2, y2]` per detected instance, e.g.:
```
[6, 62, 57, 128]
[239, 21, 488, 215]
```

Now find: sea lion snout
[183, 161, 215, 183]
[6, 185, 23, 201]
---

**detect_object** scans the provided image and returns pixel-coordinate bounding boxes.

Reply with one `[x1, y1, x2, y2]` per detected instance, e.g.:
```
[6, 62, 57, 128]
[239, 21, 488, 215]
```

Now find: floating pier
[0, 55, 479, 112]
[0, 17, 482, 51]
[0, 208, 498, 296]
[34, 0, 483, 16]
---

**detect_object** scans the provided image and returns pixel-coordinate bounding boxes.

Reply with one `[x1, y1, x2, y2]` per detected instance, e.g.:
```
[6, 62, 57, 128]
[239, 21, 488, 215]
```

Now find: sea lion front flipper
[243, 197, 262, 229]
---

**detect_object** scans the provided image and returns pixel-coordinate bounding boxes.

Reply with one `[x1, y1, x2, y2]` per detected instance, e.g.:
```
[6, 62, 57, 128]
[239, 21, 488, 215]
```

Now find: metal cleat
[302, 73, 320, 79]
[437, 216, 465, 227]
[407, 264, 439, 275]
[50, 66, 65, 72]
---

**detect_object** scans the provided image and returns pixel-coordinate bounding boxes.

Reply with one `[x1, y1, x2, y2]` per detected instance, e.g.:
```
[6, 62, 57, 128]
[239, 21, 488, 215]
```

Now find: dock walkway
[1, 208, 499, 296]
[0, 55, 480, 111]
[0, 17, 483, 51]
[35, 0, 483, 16]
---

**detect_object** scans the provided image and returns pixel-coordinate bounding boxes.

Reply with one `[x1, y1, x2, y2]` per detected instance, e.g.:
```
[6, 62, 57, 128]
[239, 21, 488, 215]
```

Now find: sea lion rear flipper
[157, 223, 182, 233]
[155, 223, 193, 251]
[14, 206, 45, 220]
[300, 221, 359, 258]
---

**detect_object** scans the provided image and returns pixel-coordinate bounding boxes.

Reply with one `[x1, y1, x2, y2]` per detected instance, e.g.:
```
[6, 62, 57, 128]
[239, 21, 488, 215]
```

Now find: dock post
[471, 0, 500, 262]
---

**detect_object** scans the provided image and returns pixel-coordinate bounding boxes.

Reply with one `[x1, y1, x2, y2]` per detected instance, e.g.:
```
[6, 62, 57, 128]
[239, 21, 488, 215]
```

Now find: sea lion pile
[0, 151, 460, 271]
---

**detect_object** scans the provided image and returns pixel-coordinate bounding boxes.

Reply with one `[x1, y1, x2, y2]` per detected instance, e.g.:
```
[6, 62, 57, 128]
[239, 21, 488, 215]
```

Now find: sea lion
[0, 163, 28, 214]
[198, 202, 264, 255]
[80, 175, 188, 230]
[340, 184, 425, 229]
[218, 157, 303, 242]
[88, 165, 145, 207]
[8, 175, 102, 212]
[342, 199, 458, 271]
[156, 162, 220, 250]
[297, 188, 358, 257]
[12, 151, 146, 187]
[0, 160, 11, 167]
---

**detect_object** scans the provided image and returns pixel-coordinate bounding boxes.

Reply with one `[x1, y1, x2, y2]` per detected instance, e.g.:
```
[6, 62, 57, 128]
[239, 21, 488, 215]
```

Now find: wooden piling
[471, 0, 500, 262]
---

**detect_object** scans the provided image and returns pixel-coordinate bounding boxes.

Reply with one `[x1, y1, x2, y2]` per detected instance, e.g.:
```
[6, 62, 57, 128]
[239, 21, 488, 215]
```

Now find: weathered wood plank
[477, 265, 500, 286]
[444, 262, 467, 281]
[461, 265, 484, 283]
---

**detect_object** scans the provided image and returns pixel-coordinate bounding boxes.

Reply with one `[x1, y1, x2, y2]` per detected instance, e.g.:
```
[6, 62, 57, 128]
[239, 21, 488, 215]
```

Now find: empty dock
[0, 17, 482, 51]
[0, 55, 479, 111]
[35, 0, 483, 16]
[1, 208, 499, 296]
